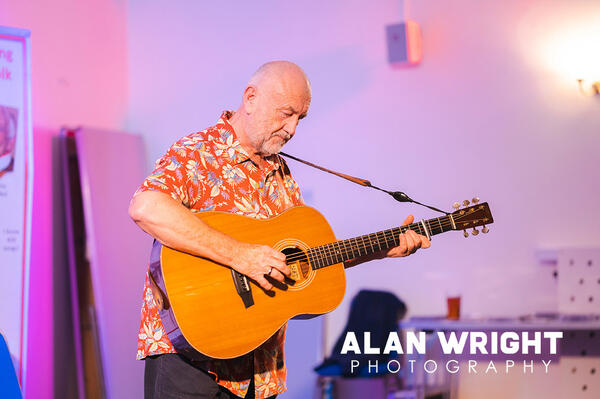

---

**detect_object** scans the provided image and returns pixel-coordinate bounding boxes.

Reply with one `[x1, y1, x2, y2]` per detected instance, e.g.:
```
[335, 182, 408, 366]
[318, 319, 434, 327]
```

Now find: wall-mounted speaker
[385, 21, 422, 66]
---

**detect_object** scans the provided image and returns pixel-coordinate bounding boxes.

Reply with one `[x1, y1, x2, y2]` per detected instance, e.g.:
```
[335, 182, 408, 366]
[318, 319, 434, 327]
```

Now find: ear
[242, 85, 257, 114]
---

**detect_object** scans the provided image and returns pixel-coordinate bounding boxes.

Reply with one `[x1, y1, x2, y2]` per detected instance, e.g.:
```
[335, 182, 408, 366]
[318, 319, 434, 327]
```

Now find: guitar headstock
[450, 197, 494, 237]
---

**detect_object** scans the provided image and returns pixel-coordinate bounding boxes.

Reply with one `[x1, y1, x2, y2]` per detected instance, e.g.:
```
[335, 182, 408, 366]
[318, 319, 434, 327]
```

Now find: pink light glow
[407, 20, 423, 64]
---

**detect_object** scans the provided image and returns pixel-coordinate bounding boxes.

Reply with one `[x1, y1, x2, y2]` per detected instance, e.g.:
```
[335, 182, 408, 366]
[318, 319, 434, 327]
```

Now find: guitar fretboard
[307, 215, 453, 269]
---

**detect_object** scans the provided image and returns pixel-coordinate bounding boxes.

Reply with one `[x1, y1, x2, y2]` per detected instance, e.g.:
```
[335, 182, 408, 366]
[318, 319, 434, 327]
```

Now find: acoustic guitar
[148, 200, 493, 360]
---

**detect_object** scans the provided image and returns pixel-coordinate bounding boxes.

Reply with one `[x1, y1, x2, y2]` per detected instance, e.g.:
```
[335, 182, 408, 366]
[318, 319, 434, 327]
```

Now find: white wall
[125, 0, 600, 397]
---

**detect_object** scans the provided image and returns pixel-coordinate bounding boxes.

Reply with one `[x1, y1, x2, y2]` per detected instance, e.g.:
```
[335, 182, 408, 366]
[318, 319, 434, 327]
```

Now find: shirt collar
[217, 110, 281, 175]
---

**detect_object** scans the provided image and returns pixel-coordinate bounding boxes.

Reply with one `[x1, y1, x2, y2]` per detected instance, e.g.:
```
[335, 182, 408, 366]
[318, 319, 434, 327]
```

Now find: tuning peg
[463, 229, 469, 238]
[462, 200, 470, 207]
[482, 225, 489, 234]
[453, 202, 460, 210]
[471, 228, 479, 236]
[472, 197, 480, 204]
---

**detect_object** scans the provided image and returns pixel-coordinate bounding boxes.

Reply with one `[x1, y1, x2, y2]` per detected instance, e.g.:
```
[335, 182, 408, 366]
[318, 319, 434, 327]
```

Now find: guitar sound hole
[283, 247, 310, 283]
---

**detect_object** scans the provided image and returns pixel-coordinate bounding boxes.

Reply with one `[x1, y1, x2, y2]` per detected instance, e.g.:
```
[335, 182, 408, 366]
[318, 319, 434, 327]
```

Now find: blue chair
[0, 332, 23, 399]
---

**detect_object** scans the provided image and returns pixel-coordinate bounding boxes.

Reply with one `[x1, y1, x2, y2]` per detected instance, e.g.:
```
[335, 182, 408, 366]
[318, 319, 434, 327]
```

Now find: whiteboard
[75, 127, 148, 399]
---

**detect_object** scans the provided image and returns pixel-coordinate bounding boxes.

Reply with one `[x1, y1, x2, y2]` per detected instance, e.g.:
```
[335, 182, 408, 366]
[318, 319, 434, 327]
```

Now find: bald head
[248, 61, 312, 99]
[230, 61, 312, 158]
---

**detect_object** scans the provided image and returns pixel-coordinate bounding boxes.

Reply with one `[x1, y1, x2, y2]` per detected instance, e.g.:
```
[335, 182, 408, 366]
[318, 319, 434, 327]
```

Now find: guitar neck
[307, 214, 454, 269]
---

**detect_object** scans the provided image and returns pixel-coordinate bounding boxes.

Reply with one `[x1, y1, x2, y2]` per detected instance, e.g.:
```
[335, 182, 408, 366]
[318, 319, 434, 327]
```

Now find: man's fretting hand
[232, 243, 290, 291]
[386, 215, 431, 257]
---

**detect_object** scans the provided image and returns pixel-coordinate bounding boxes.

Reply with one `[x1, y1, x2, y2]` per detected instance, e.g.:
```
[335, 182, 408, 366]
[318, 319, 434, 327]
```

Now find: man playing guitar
[128, 60, 430, 399]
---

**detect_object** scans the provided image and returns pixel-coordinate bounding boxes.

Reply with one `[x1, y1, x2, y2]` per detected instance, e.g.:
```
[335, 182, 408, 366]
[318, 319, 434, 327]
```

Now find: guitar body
[150, 206, 346, 360]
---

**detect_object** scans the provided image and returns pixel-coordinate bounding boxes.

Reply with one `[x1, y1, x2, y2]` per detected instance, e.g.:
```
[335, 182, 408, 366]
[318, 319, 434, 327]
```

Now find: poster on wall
[0, 26, 33, 384]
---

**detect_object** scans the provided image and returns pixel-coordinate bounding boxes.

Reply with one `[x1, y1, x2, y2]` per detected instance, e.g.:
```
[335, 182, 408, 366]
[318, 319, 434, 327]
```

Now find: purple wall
[125, 1, 600, 397]
[2, 0, 599, 397]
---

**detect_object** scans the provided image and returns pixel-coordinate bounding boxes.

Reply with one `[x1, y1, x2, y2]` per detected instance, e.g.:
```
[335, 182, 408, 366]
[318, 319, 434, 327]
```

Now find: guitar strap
[279, 152, 371, 187]
[279, 152, 449, 215]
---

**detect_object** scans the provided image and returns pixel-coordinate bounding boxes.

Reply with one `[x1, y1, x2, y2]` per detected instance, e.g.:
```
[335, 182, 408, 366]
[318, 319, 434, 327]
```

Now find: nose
[283, 116, 299, 137]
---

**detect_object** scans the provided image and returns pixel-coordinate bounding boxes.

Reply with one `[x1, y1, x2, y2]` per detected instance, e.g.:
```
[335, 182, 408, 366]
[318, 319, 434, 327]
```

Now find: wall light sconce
[577, 79, 600, 96]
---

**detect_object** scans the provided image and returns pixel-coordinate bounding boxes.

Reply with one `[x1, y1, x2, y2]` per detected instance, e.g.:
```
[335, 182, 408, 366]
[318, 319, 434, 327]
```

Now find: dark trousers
[144, 354, 276, 399]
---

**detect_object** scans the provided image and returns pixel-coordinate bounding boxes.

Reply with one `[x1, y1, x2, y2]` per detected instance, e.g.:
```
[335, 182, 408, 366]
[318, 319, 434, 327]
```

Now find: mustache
[273, 132, 291, 141]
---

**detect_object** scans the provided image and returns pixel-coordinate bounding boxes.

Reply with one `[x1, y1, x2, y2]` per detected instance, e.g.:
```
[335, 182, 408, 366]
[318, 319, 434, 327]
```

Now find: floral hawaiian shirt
[135, 111, 305, 398]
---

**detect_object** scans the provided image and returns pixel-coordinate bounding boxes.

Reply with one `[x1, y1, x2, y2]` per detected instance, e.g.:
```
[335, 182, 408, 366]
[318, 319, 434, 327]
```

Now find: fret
[381, 229, 390, 248]
[375, 232, 383, 251]
[322, 244, 331, 265]
[354, 237, 363, 257]
[351, 239, 359, 260]
[355, 237, 363, 258]
[440, 216, 448, 234]
[335, 242, 344, 264]
[306, 250, 314, 269]
[420, 220, 431, 241]
[359, 235, 368, 256]
[340, 239, 349, 260]
[337, 239, 347, 261]
[343, 240, 352, 264]
[307, 248, 315, 269]
[308, 248, 318, 269]
[387, 229, 396, 248]
[325, 243, 336, 265]
[324, 243, 334, 265]
[437, 217, 443, 234]
[412, 223, 423, 236]
[335, 240, 345, 263]
[333, 241, 343, 264]
[388, 228, 399, 248]
[344, 239, 356, 261]
[338, 239, 348, 262]
[350, 239, 359, 260]
[332, 243, 341, 264]
[315, 246, 325, 269]
[355, 236, 363, 257]
[367, 233, 376, 253]
[318, 245, 328, 269]
[316, 247, 325, 269]
[340, 241, 348, 263]
[371, 233, 379, 253]
[361, 236, 369, 256]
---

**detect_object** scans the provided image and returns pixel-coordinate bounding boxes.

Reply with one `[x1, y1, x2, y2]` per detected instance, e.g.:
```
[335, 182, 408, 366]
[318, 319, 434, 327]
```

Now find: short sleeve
[135, 136, 205, 208]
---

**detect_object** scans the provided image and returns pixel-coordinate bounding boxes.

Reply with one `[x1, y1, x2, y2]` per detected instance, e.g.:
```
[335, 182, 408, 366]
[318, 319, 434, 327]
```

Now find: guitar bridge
[289, 261, 309, 280]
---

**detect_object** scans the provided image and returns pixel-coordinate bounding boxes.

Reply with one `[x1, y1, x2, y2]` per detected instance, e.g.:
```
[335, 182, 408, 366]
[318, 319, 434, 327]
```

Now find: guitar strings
[283, 211, 484, 264]
[283, 220, 453, 264]
[285, 213, 484, 264]
[286, 221, 453, 262]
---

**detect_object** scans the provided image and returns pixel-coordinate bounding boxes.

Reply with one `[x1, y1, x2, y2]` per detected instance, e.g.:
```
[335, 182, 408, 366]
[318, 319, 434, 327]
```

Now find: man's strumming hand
[231, 243, 291, 291]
